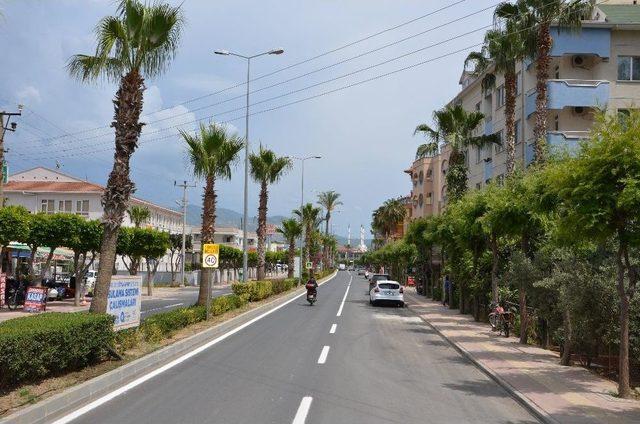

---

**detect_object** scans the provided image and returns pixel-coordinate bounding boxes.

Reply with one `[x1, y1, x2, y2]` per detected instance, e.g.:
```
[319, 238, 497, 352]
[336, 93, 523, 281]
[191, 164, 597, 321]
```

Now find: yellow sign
[202, 244, 219, 268]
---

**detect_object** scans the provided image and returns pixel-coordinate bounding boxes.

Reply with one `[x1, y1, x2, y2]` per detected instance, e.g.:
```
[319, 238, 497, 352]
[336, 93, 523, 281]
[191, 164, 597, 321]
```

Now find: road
[140, 286, 231, 319]
[59, 271, 538, 424]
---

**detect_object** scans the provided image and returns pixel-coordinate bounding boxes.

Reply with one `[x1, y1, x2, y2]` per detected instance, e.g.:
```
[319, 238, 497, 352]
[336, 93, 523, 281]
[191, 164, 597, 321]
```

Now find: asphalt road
[140, 286, 231, 319]
[64, 271, 538, 424]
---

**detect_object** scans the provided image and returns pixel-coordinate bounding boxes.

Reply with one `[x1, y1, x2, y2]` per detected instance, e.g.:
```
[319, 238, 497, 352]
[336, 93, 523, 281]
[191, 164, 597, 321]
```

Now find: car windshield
[378, 283, 399, 289]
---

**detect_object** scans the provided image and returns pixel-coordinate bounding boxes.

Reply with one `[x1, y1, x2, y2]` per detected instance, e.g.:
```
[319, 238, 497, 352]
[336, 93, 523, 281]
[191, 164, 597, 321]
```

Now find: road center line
[317, 346, 330, 364]
[336, 275, 352, 317]
[329, 323, 337, 334]
[292, 396, 313, 424]
[50, 272, 337, 424]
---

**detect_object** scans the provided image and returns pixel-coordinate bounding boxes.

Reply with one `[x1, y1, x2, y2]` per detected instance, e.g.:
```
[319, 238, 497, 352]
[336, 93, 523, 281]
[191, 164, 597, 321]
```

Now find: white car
[84, 270, 98, 293]
[370, 280, 404, 307]
[364, 270, 371, 280]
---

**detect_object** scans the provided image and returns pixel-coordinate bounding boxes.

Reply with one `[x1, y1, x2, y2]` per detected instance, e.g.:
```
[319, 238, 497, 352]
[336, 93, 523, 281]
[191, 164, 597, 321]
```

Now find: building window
[496, 85, 505, 109]
[554, 114, 559, 131]
[41, 199, 54, 214]
[418, 170, 424, 184]
[515, 72, 521, 95]
[76, 200, 89, 216]
[495, 130, 504, 154]
[475, 146, 482, 164]
[554, 65, 560, 79]
[515, 120, 521, 144]
[475, 182, 481, 190]
[426, 192, 433, 205]
[618, 56, 640, 81]
[58, 200, 72, 213]
[475, 101, 481, 112]
[426, 169, 432, 179]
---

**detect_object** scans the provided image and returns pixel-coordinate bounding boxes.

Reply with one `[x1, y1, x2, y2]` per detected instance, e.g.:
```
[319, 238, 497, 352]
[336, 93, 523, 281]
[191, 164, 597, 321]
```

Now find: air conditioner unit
[573, 106, 586, 116]
[571, 55, 590, 69]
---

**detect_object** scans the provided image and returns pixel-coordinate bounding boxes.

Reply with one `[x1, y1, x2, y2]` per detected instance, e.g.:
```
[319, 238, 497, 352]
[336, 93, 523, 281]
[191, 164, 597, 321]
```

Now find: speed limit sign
[202, 244, 220, 268]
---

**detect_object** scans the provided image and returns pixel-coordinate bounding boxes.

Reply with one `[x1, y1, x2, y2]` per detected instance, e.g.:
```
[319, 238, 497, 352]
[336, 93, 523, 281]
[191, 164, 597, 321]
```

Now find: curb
[404, 292, 558, 424]
[1, 271, 338, 424]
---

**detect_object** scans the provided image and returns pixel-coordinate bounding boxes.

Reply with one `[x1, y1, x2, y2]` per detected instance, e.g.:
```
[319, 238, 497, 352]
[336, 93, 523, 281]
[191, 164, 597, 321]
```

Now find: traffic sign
[305, 261, 313, 270]
[202, 243, 220, 268]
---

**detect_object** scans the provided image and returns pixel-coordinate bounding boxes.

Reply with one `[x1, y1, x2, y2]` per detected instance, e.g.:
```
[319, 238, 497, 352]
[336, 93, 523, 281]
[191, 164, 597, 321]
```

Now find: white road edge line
[292, 396, 313, 424]
[336, 274, 352, 317]
[317, 345, 330, 364]
[51, 273, 338, 424]
[329, 323, 337, 334]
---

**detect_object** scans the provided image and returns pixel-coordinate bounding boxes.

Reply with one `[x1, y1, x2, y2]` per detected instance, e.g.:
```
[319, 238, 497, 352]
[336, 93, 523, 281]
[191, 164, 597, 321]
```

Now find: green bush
[140, 305, 206, 342]
[271, 278, 295, 294]
[232, 281, 273, 302]
[0, 312, 114, 387]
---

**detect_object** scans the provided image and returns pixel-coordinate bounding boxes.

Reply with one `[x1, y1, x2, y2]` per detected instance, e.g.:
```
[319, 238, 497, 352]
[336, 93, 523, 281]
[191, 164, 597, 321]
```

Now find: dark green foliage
[0, 313, 114, 387]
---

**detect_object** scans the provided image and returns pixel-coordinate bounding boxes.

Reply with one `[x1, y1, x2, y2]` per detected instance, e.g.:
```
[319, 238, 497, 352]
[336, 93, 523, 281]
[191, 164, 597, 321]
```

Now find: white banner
[107, 276, 142, 331]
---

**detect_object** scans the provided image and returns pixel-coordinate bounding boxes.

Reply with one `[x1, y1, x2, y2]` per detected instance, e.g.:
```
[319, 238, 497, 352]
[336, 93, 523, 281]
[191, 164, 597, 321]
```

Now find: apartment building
[406, 1, 640, 219]
[405, 145, 451, 220]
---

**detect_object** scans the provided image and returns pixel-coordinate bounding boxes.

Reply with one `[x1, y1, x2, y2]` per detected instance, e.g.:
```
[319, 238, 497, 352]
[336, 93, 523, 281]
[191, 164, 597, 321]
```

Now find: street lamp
[214, 48, 284, 282]
[291, 155, 321, 285]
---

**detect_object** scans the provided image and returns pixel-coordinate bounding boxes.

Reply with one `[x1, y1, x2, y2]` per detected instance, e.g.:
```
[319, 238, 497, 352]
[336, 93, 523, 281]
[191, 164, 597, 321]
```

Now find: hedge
[231, 274, 333, 302]
[0, 312, 114, 387]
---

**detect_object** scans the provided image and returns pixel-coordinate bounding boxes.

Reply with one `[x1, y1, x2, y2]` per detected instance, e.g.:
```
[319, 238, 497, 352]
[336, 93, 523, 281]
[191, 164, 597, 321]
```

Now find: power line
[23, 0, 473, 144]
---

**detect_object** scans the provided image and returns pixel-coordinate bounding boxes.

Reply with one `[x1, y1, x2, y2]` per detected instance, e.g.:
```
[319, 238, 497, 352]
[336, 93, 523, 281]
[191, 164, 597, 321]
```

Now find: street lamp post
[214, 48, 284, 283]
[291, 155, 321, 286]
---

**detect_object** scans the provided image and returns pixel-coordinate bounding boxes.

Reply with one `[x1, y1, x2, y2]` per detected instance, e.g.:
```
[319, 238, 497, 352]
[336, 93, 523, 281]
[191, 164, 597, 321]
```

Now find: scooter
[306, 291, 317, 306]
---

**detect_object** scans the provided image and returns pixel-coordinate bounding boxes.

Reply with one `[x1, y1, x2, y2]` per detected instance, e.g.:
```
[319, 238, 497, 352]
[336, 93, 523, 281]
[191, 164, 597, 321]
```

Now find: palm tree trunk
[198, 175, 216, 306]
[504, 70, 517, 176]
[91, 70, 145, 314]
[257, 181, 268, 280]
[287, 240, 295, 278]
[534, 23, 552, 164]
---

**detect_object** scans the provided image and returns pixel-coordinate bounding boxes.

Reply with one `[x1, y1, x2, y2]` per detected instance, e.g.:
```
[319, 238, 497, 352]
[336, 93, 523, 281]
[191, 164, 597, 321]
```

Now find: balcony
[550, 27, 610, 58]
[483, 159, 493, 182]
[547, 131, 589, 154]
[525, 79, 609, 118]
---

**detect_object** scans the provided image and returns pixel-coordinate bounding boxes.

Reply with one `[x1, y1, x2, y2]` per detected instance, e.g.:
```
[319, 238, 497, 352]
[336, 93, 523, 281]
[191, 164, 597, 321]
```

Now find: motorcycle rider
[305, 276, 318, 299]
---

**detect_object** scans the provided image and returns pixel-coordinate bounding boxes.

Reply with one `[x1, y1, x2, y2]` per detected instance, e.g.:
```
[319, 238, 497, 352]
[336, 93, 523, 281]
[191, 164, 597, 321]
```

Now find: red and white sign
[407, 276, 415, 286]
[0, 273, 6, 307]
[24, 287, 48, 313]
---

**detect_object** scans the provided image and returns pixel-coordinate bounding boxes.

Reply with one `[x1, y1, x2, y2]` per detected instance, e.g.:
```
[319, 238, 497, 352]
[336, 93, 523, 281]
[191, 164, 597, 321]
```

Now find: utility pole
[0, 105, 23, 208]
[175, 180, 196, 286]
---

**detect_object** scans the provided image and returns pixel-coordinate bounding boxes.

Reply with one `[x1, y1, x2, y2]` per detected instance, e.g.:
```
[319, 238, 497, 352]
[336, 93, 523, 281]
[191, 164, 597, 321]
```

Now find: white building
[4, 167, 183, 272]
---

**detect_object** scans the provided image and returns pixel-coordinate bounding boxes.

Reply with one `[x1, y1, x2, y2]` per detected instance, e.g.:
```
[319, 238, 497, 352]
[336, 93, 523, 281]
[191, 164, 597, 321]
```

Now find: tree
[140, 229, 170, 296]
[0, 206, 29, 273]
[116, 227, 144, 276]
[65, 218, 102, 306]
[317, 190, 342, 267]
[414, 104, 500, 202]
[249, 147, 292, 280]
[68, 0, 184, 313]
[23, 213, 51, 281]
[37, 214, 79, 282]
[127, 205, 150, 227]
[168, 233, 192, 284]
[293, 203, 322, 264]
[543, 110, 640, 398]
[277, 218, 302, 278]
[465, 16, 526, 175]
[181, 122, 243, 305]
[497, 0, 591, 164]
[371, 198, 406, 243]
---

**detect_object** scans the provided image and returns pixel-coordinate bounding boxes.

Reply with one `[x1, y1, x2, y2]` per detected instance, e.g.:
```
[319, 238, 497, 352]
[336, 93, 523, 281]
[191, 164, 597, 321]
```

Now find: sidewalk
[405, 290, 640, 424]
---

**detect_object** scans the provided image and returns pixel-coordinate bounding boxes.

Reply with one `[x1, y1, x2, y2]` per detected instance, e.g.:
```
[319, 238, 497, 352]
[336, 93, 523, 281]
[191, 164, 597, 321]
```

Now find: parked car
[370, 280, 404, 307]
[84, 270, 97, 293]
[338, 264, 346, 271]
[369, 273, 391, 292]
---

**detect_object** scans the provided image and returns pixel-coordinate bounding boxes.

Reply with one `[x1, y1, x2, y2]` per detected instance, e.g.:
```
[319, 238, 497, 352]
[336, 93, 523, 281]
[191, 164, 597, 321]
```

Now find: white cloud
[15, 85, 41, 104]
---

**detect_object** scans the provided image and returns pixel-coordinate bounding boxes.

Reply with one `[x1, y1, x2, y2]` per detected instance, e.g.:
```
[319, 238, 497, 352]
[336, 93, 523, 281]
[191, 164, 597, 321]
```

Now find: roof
[598, 5, 640, 24]
[4, 180, 103, 193]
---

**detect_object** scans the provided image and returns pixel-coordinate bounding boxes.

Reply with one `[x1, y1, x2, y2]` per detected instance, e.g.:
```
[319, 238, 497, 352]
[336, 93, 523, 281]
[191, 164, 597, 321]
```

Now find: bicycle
[489, 302, 515, 337]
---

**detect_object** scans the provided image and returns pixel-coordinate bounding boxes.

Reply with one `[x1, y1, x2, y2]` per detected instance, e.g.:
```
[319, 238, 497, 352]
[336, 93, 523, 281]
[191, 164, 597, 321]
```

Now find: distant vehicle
[357, 269, 365, 276]
[370, 280, 404, 307]
[365, 270, 371, 279]
[338, 264, 346, 271]
[369, 273, 391, 292]
[84, 270, 98, 293]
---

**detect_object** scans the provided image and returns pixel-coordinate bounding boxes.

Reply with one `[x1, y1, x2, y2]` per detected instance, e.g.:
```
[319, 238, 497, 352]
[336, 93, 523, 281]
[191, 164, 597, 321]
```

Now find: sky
[0, 0, 498, 239]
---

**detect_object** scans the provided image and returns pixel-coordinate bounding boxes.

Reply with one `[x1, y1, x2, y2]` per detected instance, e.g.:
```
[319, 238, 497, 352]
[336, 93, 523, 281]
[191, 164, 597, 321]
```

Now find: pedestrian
[443, 275, 450, 306]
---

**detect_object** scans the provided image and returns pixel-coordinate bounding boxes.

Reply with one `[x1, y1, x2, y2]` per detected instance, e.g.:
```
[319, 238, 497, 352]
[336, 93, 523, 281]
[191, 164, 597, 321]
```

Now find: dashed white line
[292, 396, 313, 424]
[329, 323, 337, 334]
[336, 275, 352, 317]
[317, 346, 330, 364]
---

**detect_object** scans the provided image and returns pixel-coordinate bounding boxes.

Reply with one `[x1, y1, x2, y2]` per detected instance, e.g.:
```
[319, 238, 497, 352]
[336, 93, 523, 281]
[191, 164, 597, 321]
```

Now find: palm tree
[182, 123, 244, 305]
[415, 104, 500, 202]
[68, 0, 184, 313]
[371, 198, 407, 244]
[277, 218, 302, 278]
[317, 190, 342, 267]
[465, 19, 526, 176]
[293, 203, 322, 264]
[496, 0, 592, 164]
[127, 205, 150, 228]
[249, 147, 292, 280]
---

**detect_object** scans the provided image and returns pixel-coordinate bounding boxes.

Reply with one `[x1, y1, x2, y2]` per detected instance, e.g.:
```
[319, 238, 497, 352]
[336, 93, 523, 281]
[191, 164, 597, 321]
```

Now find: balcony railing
[525, 79, 609, 118]
[547, 131, 590, 153]
[484, 119, 493, 136]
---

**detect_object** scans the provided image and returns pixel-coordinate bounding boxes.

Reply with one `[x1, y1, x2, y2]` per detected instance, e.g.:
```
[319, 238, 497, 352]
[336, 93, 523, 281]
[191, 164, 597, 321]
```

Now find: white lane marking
[317, 345, 330, 364]
[51, 273, 338, 424]
[336, 274, 352, 317]
[329, 323, 337, 334]
[292, 396, 313, 424]
[140, 303, 184, 315]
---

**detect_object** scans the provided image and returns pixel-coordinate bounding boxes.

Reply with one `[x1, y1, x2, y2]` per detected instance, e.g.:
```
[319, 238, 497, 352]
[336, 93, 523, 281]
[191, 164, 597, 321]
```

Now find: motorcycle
[6, 279, 27, 310]
[306, 291, 317, 306]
